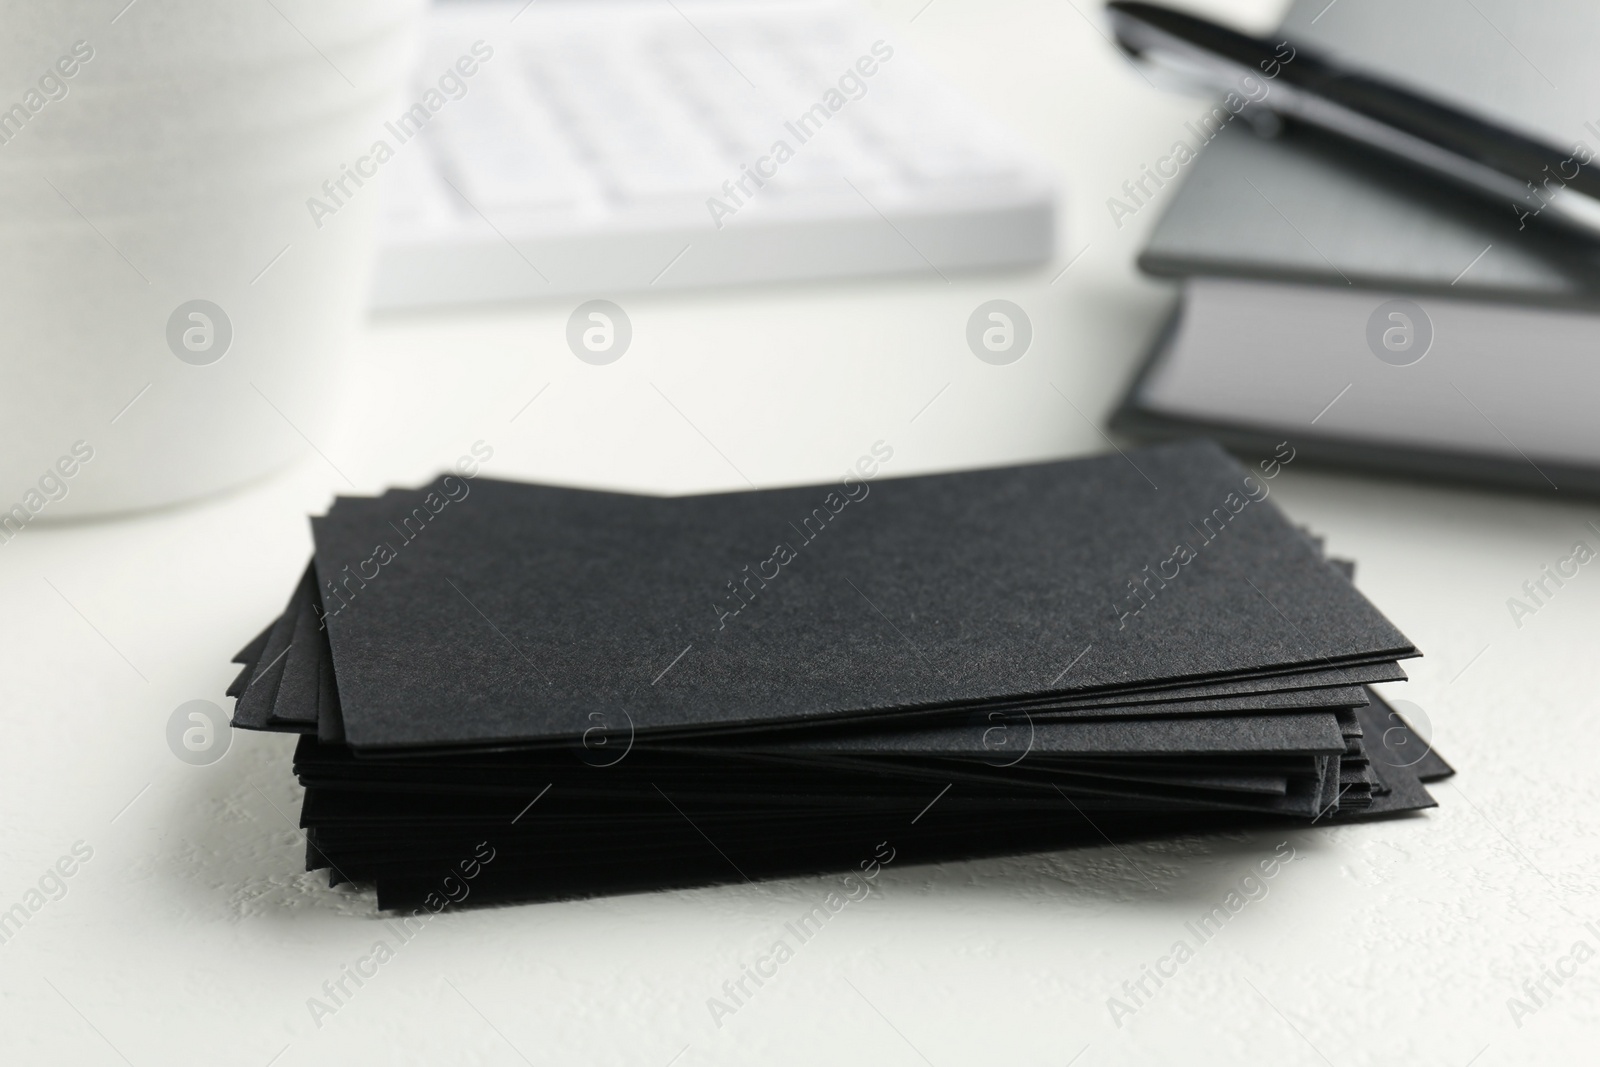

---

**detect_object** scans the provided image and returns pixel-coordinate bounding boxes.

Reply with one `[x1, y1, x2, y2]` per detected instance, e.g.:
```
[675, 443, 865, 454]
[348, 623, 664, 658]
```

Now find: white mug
[0, 0, 424, 520]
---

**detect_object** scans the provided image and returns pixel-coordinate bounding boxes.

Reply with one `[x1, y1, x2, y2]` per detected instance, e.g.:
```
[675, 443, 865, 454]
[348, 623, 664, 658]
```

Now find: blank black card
[311, 439, 1415, 750]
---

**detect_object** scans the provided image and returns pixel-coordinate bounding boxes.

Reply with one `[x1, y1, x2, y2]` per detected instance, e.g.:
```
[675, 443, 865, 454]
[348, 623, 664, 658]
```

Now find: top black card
[310, 439, 1414, 749]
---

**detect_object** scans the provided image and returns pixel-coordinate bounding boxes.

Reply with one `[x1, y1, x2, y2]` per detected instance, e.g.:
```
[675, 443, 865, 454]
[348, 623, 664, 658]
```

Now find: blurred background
[298, 0, 1188, 501]
[4, 0, 1599, 1063]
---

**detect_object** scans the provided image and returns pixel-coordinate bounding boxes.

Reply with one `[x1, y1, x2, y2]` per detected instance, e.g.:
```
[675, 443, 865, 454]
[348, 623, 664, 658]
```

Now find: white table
[5, 1, 1597, 1063]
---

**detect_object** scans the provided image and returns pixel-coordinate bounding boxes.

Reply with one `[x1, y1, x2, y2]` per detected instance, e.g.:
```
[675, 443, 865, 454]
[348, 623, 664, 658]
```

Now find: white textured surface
[2, 1, 1597, 1063]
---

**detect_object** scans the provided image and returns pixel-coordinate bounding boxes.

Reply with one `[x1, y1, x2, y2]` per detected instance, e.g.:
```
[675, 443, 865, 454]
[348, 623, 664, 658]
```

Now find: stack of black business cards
[230, 439, 1451, 907]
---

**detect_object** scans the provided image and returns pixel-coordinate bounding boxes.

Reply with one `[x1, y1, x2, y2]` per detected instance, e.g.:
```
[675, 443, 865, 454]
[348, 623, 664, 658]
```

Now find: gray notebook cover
[1139, 0, 1600, 306]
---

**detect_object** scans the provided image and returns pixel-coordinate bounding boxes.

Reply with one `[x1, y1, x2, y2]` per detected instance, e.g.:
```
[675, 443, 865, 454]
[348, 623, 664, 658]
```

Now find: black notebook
[1112, 0, 1600, 495]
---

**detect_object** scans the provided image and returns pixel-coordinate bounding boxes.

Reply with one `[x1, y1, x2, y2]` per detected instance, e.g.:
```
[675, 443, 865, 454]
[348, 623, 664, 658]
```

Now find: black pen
[1106, 0, 1600, 241]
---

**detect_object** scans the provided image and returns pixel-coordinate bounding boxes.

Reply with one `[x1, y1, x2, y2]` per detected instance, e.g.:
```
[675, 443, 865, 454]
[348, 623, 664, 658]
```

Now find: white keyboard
[371, 0, 1057, 308]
